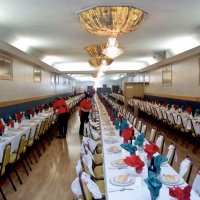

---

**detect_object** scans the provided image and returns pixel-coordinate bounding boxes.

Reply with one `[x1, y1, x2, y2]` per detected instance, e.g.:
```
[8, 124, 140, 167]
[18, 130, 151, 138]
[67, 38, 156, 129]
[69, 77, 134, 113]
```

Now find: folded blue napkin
[154, 155, 168, 175]
[113, 118, 119, 125]
[119, 121, 129, 131]
[144, 171, 162, 200]
[24, 111, 31, 119]
[35, 106, 39, 114]
[120, 143, 137, 155]
[112, 109, 118, 117]
[134, 133, 145, 147]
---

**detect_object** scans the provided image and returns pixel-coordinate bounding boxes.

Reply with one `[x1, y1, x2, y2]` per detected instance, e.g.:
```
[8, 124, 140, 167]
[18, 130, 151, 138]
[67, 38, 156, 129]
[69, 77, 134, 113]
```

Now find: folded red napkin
[169, 185, 191, 200]
[122, 127, 134, 143]
[186, 106, 192, 114]
[38, 105, 43, 113]
[16, 113, 23, 123]
[118, 114, 123, 121]
[0, 122, 5, 133]
[111, 116, 115, 122]
[145, 143, 160, 160]
[29, 108, 35, 117]
[7, 119, 14, 128]
[124, 155, 144, 173]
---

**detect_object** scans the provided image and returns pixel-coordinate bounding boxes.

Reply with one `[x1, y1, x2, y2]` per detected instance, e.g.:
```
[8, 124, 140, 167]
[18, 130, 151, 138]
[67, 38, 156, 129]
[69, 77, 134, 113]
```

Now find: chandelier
[85, 44, 113, 67]
[102, 37, 123, 59]
[78, 6, 146, 37]
[88, 57, 113, 67]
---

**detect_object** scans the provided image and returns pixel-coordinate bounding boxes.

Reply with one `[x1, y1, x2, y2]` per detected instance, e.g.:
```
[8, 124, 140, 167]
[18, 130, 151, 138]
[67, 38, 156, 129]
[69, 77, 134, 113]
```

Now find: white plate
[107, 146, 121, 153]
[110, 175, 135, 186]
[104, 138, 118, 144]
[111, 160, 128, 168]
[160, 175, 184, 186]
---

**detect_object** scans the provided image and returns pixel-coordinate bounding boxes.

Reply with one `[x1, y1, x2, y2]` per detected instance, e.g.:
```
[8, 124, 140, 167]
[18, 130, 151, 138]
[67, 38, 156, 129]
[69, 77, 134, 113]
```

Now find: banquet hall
[0, 0, 200, 200]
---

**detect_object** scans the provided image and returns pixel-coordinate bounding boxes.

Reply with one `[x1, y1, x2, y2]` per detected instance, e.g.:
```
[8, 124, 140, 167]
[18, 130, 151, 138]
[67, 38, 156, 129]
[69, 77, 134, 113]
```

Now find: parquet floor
[1, 109, 200, 200]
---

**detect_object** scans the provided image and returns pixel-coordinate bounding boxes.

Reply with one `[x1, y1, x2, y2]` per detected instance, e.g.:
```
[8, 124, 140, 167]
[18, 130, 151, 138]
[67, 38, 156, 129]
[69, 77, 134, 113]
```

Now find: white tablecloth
[0, 111, 52, 162]
[96, 98, 200, 200]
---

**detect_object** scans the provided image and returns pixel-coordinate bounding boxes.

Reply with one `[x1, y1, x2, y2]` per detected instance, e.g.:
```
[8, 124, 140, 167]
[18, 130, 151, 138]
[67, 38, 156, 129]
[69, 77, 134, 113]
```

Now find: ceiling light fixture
[79, 5, 147, 60]
[79, 5, 146, 37]
[102, 37, 123, 59]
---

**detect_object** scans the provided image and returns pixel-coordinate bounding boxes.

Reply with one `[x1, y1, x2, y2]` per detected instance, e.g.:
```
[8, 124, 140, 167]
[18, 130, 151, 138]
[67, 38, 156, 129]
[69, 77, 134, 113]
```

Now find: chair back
[192, 168, 200, 195]
[156, 134, 165, 154]
[166, 144, 176, 166]
[186, 118, 195, 133]
[133, 117, 137, 127]
[0, 143, 11, 176]
[32, 124, 39, 141]
[141, 124, 147, 137]
[179, 156, 193, 183]
[79, 171, 93, 200]
[149, 128, 157, 143]
[38, 121, 45, 137]
[136, 120, 142, 132]
[43, 118, 50, 133]
[183, 161, 193, 183]
[17, 134, 26, 157]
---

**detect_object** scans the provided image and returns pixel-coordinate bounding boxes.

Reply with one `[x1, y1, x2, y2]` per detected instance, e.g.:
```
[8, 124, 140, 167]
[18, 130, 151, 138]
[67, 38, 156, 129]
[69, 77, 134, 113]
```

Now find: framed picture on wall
[144, 72, 150, 86]
[0, 54, 13, 80]
[33, 68, 41, 82]
[162, 66, 172, 85]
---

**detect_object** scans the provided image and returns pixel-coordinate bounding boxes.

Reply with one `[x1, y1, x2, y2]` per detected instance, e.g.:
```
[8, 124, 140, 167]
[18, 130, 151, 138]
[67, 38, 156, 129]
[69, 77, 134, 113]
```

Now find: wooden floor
[2, 109, 200, 200]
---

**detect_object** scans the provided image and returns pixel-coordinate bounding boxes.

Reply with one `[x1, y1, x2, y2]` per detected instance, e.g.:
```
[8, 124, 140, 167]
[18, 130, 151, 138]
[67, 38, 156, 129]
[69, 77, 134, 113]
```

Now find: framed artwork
[162, 66, 172, 85]
[144, 72, 150, 86]
[0, 54, 13, 80]
[33, 68, 41, 82]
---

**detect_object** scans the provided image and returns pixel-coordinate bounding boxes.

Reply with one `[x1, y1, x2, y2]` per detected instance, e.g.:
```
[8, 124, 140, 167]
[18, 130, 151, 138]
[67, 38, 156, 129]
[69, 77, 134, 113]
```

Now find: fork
[109, 167, 127, 170]
[109, 188, 134, 192]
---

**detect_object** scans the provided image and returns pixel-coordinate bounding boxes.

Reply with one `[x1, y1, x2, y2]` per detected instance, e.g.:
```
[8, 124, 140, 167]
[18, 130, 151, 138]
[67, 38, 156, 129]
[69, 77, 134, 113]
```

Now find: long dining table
[0, 110, 52, 162]
[96, 97, 200, 200]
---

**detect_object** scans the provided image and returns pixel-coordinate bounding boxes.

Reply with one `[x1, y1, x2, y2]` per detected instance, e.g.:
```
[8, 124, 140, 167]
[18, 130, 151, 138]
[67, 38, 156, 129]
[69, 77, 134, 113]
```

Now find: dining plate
[111, 159, 128, 168]
[107, 146, 121, 153]
[104, 137, 118, 144]
[110, 175, 135, 186]
[160, 175, 184, 186]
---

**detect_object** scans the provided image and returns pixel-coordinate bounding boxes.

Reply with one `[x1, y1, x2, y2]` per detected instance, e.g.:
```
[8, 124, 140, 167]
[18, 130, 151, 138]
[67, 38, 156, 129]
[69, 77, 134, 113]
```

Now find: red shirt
[53, 99, 69, 115]
[79, 99, 92, 111]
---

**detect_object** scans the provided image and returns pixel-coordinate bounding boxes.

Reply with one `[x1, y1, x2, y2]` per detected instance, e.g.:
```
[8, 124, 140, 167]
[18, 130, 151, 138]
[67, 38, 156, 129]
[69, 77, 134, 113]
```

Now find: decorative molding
[144, 93, 200, 102]
[0, 92, 70, 107]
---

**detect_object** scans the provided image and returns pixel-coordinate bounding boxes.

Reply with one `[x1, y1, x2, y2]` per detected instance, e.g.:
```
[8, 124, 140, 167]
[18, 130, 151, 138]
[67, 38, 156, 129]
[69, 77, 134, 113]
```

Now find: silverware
[109, 167, 127, 170]
[109, 188, 134, 192]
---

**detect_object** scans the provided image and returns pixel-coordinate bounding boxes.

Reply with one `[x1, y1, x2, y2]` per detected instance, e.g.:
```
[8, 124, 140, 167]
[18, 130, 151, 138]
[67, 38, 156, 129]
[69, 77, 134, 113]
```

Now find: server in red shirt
[53, 97, 70, 138]
[79, 94, 92, 135]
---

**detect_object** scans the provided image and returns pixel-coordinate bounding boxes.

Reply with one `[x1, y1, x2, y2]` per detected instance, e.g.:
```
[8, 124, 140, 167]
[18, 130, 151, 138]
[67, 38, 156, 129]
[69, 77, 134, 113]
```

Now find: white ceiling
[1, 0, 200, 78]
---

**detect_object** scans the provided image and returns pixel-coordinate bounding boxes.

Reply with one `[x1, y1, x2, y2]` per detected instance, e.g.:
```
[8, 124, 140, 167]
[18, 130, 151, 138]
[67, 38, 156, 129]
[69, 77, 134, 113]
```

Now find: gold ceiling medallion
[85, 44, 106, 58]
[85, 44, 113, 68]
[79, 6, 146, 37]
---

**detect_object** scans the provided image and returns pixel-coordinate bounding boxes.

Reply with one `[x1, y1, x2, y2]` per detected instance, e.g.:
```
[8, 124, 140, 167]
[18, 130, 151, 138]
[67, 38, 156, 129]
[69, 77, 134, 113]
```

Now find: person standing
[53, 97, 70, 138]
[79, 94, 92, 135]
